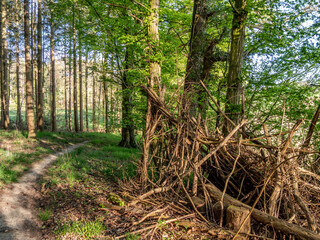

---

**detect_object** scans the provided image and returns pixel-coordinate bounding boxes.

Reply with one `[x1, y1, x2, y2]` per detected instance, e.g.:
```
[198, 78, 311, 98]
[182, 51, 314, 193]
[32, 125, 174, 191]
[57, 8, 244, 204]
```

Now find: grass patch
[0, 130, 105, 187]
[38, 207, 53, 221]
[47, 133, 140, 185]
[55, 219, 106, 239]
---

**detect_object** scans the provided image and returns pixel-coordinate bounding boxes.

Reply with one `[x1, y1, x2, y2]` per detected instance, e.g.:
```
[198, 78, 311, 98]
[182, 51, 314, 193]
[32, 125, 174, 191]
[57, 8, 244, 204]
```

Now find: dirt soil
[0, 141, 88, 240]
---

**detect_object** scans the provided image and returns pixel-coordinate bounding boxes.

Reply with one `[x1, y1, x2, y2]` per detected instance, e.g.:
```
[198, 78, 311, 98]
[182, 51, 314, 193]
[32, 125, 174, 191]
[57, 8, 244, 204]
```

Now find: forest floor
[0, 131, 227, 240]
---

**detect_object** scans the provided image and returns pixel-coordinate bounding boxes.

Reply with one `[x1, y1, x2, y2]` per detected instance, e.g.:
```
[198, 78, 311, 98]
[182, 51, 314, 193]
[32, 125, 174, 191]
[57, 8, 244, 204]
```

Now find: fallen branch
[206, 183, 320, 240]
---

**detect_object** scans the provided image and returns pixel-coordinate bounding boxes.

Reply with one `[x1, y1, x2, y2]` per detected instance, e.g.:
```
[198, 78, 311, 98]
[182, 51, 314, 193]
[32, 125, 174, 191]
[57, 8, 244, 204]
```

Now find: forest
[0, 0, 320, 239]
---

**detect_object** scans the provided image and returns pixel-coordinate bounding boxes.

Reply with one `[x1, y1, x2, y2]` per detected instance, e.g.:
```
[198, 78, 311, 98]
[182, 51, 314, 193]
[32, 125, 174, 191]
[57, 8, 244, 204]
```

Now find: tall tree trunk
[1, 0, 9, 129]
[85, 50, 89, 131]
[24, 0, 36, 138]
[68, 29, 72, 131]
[50, 14, 56, 131]
[183, 0, 207, 117]
[119, 49, 138, 148]
[141, 0, 161, 183]
[15, 4, 22, 128]
[103, 78, 108, 133]
[97, 81, 102, 130]
[37, 0, 43, 131]
[110, 84, 114, 132]
[73, 6, 79, 132]
[64, 41, 68, 128]
[92, 68, 96, 131]
[79, 35, 83, 132]
[223, 0, 247, 134]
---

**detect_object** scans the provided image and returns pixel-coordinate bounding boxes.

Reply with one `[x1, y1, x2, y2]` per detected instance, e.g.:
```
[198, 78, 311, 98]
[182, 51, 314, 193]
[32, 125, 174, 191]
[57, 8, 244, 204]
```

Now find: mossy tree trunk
[223, 0, 247, 135]
[183, 0, 208, 118]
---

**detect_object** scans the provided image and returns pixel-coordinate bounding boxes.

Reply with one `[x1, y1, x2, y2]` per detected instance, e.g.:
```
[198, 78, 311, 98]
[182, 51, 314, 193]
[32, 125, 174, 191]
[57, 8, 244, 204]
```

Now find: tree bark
[223, 0, 247, 135]
[141, 0, 161, 183]
[15, 0, 22, 128]
[68, 28, 72, 131]
[50, 14, 56, 132]
[37, 0, 43, 131]
[64, 40, 68, 128]
[103, 78, 108, 133]
[92, 53, 96, 131]
[73, 5, 79, 132]
[85, 50, 89, 131]
[119, 49, 138, 148]
[1, 0, 9, 129]
[183, 0, 208, 117]
[79, 31, 83, 132]
[24, 0, 36, 138]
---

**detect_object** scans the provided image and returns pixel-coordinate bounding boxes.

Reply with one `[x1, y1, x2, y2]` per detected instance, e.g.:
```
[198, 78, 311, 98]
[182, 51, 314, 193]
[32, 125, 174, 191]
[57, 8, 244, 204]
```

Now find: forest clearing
[0, 0, 320, 239]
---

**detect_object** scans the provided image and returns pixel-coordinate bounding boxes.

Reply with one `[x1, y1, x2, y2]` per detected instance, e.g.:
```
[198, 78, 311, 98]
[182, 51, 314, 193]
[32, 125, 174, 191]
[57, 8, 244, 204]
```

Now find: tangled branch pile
[122, 85, 320, 240]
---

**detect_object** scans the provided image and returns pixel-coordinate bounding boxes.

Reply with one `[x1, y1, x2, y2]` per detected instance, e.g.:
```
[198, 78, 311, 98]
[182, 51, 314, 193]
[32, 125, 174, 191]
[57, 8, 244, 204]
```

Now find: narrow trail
[0, 141, 88, 240]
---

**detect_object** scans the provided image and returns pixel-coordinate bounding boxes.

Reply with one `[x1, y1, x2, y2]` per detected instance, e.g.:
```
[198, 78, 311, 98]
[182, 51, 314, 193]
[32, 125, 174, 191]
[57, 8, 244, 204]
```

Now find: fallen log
[206, 183, 320, 240]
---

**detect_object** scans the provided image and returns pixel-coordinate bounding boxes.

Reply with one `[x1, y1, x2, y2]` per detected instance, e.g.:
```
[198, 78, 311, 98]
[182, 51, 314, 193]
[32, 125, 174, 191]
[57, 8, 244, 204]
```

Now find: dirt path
[0, 141, 88, 240]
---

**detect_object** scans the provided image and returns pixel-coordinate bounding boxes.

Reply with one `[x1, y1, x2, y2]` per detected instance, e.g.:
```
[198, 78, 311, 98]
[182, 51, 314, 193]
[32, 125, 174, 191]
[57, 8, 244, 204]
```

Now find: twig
[115, 213, 196, 239]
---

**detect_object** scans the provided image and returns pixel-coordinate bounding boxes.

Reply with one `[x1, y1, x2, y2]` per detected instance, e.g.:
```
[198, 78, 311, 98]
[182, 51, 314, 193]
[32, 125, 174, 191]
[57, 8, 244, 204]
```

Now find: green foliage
[38, 207, 53, 221]
[55, 219, 106, 239]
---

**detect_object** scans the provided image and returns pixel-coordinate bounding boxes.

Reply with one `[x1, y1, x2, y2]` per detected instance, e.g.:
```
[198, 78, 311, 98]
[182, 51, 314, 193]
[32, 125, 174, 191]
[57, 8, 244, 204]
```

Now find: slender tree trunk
[1, 0, 9, 129]
[30, 0, 35, 107]
[103, 78, 108, 133]
[24, 0, 36, 138]
[37, 0, 43, 131]
[85, 50, 89, 131]
[15, 10, 21, 128]
[73, 6, 79, 132]
[92, 73, 96, 131]
[68, 28, 72, 131]
[223, 0, 247, 134]
[50, 14, 56, 131]
[97, 81, 102, 130]
[110, 84, 114, 132]
[79, 35, 83, 132]
[64, 42, 68, 128]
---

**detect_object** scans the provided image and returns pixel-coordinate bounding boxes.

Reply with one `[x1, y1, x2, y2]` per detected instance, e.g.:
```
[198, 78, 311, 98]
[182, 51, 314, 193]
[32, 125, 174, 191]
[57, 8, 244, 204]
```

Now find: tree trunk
[64, 42, 68, 128]
[1, 0, 9, 129]
[85, 50, 89, 131]
[24, 0, 36, 138]
[119, 49, 138, 148]
[50, 14, 56, 132]
[73, 6, 78, 132]
[37, 0, 43, 131]
[15, 2, 22, 128]
[223, 0, 247, 134]
[79, 33, 83, 132]
[68, 28, 72, 131]
[183, 0, 207, 117]
[97, 81, 102, 130]
[141, 0, 161, 183]
[92, 53, 96, 131]
[103, 79, 108, 133]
